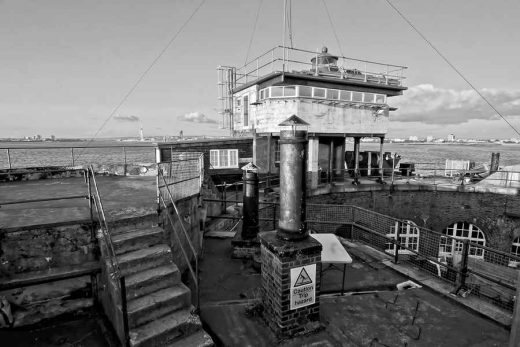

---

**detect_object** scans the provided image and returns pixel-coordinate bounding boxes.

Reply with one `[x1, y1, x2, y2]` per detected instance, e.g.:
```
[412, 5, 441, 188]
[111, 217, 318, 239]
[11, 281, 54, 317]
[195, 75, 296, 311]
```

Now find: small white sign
[290, 264, 316, 310]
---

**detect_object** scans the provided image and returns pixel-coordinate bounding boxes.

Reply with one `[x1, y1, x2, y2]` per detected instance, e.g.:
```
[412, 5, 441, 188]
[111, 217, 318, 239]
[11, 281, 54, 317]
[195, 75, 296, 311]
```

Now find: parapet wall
[0, 221, 98, 327]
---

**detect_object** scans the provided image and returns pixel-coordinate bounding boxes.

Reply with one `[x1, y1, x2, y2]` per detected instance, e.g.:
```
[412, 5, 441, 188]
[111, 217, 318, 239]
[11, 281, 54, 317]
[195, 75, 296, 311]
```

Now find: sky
[1, 0, 519, 140]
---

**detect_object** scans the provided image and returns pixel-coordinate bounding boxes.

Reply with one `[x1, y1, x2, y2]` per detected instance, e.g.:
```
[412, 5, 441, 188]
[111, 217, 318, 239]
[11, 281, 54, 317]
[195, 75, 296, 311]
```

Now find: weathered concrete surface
[199, 237, 509, 346]
[0, 176, 157, 228]
[0, 309, 118, 346]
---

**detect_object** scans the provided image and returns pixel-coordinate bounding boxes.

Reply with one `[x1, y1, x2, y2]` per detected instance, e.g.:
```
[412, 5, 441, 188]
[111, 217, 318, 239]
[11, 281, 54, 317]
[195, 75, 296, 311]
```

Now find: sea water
[1, 140, 519, 171]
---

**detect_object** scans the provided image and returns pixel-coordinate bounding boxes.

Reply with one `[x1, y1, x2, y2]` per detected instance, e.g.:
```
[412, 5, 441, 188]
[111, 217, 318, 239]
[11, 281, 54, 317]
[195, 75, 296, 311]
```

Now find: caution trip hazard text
[290, 264, 316, 310]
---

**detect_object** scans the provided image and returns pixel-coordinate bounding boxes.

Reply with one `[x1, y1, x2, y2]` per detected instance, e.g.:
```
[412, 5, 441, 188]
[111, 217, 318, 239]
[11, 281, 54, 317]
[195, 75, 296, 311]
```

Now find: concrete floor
[198, 237, 510, 347]
[0, 176, 157, 228]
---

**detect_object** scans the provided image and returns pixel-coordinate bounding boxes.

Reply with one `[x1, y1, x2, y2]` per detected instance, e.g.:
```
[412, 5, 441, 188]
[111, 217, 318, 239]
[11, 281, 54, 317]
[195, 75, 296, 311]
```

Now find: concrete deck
[199, 236, 510, 346]
[0, 176, 157, 229]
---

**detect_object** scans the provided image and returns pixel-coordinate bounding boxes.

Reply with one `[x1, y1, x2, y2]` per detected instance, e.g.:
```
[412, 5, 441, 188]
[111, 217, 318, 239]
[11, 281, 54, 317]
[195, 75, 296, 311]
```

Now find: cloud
[391, 84, 520, 124]
[178, 112, 217, 124]
[114, 115, 140, 122]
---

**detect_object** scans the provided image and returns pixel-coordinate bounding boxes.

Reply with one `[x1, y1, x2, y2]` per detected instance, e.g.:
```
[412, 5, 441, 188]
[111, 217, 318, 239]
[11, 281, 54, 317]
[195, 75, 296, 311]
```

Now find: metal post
[6, 148, 12, 170]
[328, 139, 334, 183]
[71, 148, 75, 166]
[123, 147, 127, 176]
[379, 137, 384, 183]
[223, 182, 227, 211]
[120, 276, 130, 347]
[86, 169, 95, 240]
[394, 223, 401, 264]
[508, 270, 520, 347]
[353, 137, 361, 185]
[391, 156, 395, 184]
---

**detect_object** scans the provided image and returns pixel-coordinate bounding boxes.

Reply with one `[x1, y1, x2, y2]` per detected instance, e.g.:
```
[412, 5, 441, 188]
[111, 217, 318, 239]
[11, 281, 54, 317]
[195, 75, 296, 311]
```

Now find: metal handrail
[88, 166, 121, 281]
[2, 144, 156, 170]
[87, 165, 130, 346]
[158, 170, 200, 310]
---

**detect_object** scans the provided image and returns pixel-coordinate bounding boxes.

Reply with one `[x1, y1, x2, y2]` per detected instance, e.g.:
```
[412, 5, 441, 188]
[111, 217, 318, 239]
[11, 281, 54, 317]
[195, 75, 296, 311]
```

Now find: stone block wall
[0, 222, 96, 276]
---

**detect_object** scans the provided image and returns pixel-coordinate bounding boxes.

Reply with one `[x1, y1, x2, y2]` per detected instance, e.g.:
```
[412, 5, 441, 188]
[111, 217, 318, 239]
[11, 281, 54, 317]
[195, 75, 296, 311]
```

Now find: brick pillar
[259, 232, 322, 337]
[259, 115, 322, 338]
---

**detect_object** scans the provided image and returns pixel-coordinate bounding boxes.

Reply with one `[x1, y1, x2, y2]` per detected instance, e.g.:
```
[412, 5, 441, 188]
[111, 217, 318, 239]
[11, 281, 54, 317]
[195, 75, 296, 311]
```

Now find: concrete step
[109, 214, 159, 235]
[125, 264, 181, 300]
[113, 226, 165, 255]
[129, 308, 202, 347]
[127, 284, 191, 329]
[167, 330, 214, 347]
[118, 245, 172, 277]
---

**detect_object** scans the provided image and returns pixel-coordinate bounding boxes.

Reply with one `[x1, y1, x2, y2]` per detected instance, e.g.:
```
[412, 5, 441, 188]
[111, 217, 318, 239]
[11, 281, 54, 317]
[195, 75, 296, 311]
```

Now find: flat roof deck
[198, 237, 510, 346]
[0, 176, 157, 229]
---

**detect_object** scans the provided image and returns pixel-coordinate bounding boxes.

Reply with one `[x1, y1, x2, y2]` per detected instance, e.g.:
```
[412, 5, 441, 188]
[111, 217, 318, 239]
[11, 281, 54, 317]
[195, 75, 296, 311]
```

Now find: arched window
[385, 220, 419, 255]
[439, 222, 486, 259]
[511, 237, 520, 256]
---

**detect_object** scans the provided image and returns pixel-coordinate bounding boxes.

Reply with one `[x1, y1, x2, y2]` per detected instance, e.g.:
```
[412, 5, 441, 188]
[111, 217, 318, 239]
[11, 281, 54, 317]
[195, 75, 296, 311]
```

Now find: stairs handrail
[88, 166, 121, 282]
[158, 170, 199, 309]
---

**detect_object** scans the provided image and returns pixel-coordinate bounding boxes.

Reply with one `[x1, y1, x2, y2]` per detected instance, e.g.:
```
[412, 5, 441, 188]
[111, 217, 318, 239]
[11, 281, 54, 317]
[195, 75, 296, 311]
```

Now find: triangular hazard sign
[294, 267, 313, 287]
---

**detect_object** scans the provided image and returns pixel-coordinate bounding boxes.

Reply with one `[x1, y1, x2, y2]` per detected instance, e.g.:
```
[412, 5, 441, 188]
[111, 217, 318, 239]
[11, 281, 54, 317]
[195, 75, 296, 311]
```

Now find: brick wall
[308, 189, 520, 253]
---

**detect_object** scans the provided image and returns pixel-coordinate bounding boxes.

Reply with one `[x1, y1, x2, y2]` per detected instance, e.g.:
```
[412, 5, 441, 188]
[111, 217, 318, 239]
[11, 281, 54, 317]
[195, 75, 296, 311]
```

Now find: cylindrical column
[379, 137, 385, 183]
[353, 137, 361, 184]
[334, 138, 345, 181]
[242, 170, 259, 239]
[277, 129, 308, 241]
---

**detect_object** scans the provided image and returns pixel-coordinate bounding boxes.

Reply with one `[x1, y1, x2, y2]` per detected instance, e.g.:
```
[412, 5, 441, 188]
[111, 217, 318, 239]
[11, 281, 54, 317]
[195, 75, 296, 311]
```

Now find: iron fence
[157, 153, 203, 204]
[251, 201, 520, 312]
[1, 145, 156, 170]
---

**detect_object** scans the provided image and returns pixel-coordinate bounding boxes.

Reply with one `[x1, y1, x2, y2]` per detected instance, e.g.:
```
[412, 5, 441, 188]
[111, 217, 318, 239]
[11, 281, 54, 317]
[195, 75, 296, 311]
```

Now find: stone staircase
[110, 221, 214, 347]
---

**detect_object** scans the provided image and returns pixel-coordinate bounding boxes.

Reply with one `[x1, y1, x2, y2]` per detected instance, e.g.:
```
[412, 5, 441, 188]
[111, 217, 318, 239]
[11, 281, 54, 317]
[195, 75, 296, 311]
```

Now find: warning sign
[290, 264, 316, 310]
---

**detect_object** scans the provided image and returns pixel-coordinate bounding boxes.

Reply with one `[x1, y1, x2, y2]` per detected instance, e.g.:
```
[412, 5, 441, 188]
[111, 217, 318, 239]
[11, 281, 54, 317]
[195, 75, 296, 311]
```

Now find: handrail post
[71, 148, 75, 166]
[6, 148, 12, 170]
[120, 276, 130, 347]
[123, 147, 127, 176]
[394, 223, 401, 264]
[86, 169, 95, 240]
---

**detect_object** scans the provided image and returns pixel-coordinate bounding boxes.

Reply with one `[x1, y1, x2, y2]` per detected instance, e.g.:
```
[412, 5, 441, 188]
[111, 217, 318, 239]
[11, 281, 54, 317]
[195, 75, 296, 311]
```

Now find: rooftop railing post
[6, 148, 12, 170]
[71, 148, 75, 166]
[86, 169, 95, 241]
[394, 224, 401, 264]
[123, 147, 127, 176]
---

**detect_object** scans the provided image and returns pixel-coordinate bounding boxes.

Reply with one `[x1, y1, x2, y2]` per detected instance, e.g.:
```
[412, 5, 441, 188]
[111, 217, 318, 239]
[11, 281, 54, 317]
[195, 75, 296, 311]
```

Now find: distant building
[426, 136, 434, 142]
[447, 134, 455, 142]
[408, 136, 419, 141]
[217, 46, 407, 189]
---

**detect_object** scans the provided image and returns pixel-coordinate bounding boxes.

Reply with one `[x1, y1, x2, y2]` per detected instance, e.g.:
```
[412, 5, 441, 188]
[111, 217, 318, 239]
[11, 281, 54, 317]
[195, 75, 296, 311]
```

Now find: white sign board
[290, 264, 316, 310]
